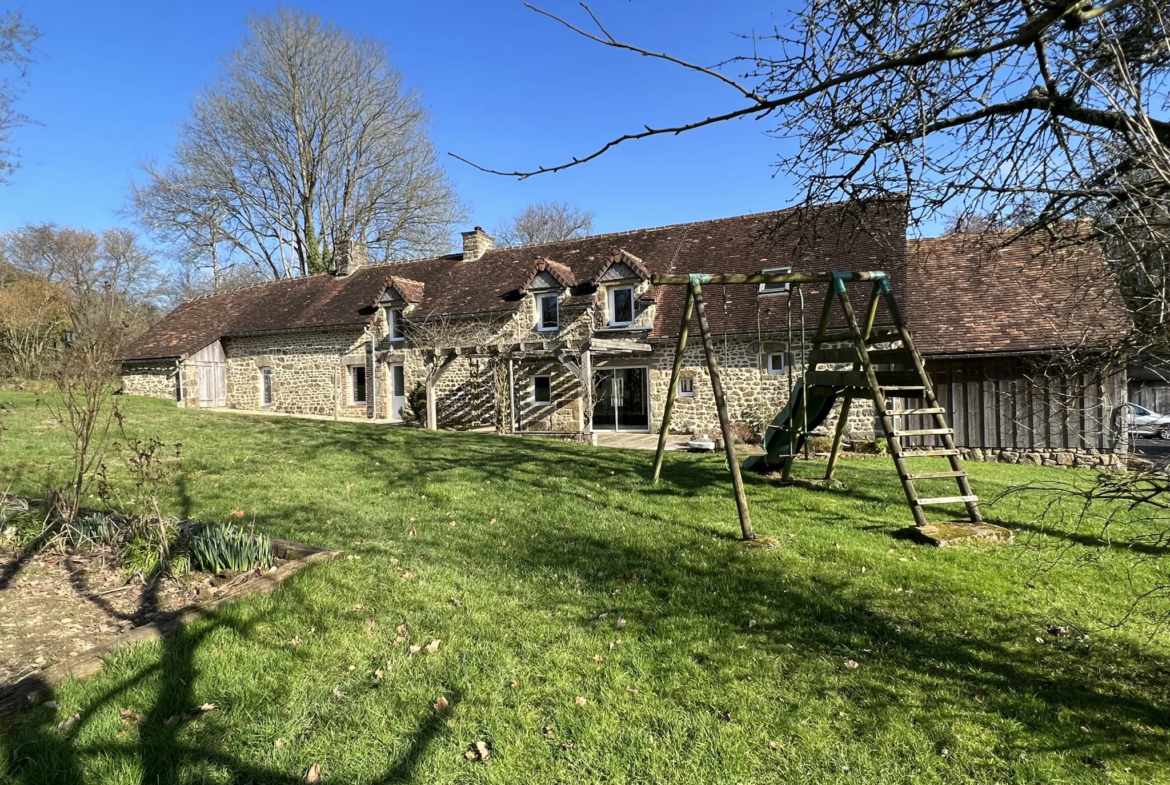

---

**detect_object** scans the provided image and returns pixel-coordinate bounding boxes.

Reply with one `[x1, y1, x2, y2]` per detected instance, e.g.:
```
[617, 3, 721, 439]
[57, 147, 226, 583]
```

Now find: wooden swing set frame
[649, 270, 981, 541]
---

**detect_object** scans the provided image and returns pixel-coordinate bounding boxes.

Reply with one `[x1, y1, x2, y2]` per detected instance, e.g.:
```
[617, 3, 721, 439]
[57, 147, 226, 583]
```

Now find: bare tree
[0, 10, 39, 184]
[457, 2, 1168, 357]
[132, 8, 466, 280]
[0, 276, 69, 379]
[493, 201, 594, 247]
[0, 224, 167, 304]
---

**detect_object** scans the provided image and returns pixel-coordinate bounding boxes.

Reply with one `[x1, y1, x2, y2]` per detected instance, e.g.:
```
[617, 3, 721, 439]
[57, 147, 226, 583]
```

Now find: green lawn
[1, 392, 1168, 784]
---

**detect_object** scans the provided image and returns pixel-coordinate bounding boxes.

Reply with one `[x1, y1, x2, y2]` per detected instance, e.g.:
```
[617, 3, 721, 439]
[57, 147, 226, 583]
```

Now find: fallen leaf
[332, 687, 345, 699]
[748, 619, 757, 628]
[43, 700, 59, 710]
[374, 669, 384, 680]
[273, 738, 283, 748]
[489, 518, 497, 524]
[614, 618, 626, 630]
[768, 740, 780, 750]
[592, 655, 604, 664]
[974, 692, 986, 703]
[845, 659, 859, 670]
[475, 741, 492, 762]
[574, 696, 587, 706]
[424, 638, 441, 654]
[396, 624, 409, 634]
[402, 570, 417, 580]
[289, 636, 302, 647]
[626, 686, 639, 695]
[58, 713, 80, 730]
[409, 644, 422, 654]
[366, 619, 376, 631]
[394, 636, 406, 645]
[408, 528, 417, 538]
[304, 762, 322, 783]
[508, 681, 518, 689]
[543, 725, 555, 737]
[231, 509, 245, 518]
[464, 750, 477, 760]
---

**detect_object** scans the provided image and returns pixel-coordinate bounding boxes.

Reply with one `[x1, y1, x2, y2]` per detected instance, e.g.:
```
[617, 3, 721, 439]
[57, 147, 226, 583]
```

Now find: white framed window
[350, 365, 367, 404]
[759, 266, 792, 295]
[532, 375, 552, 405]
[537, 294, 559, 331]
[261, 368, 274, 406]
[678, 377, 695, 397]
[609, 286, 635, 327]
[767, 353, 786, 375]
[388, 308, 405, 342]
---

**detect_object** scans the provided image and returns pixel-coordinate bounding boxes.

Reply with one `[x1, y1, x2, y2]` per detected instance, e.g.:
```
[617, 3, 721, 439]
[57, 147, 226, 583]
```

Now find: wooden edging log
[0, 538, 343, 720]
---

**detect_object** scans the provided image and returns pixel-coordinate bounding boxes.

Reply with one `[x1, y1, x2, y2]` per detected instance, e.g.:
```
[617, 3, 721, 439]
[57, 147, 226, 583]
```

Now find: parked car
[1123, 402, 1170, 439]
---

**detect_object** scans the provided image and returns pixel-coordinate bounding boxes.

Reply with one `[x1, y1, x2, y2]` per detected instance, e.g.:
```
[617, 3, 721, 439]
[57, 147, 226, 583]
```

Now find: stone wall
[120, 362, 178, 401]
[223, 328, 371, 418]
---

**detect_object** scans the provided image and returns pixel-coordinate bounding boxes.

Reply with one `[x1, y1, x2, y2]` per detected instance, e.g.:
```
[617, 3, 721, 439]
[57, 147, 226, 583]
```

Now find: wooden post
[425, 363, 438, 431]
[825, 395, 852, 481]
[691, 280, 755, 540]
[652, 287, 695, 483]
[581, 347, 593, 438]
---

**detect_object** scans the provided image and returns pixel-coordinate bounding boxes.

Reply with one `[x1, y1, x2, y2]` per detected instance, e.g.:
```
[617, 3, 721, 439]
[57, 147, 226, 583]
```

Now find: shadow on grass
[4, 571, 459, 784]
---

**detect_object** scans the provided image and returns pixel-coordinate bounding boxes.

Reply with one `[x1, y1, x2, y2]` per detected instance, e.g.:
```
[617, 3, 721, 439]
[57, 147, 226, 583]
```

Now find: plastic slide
[742, 381, 837, 471]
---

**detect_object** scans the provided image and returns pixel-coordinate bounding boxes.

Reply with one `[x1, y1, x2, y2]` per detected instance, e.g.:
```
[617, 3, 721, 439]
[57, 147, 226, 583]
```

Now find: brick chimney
[461, 226, 494, 261]
[334, 238, 368, 276]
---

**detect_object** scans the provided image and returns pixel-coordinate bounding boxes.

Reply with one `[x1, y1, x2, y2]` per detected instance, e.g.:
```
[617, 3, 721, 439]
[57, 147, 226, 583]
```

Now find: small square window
[388, 308, 405, 341]
[538, 294, 559, 331]
[261, 369, 274, 406]
[350, 365, 367, 404]
[767, 353, 786, 375]
[533, 375, 552, 405]
[609, 286, 635, 326]
[759, 267, 792, 295]
[679, 377, 695, 397]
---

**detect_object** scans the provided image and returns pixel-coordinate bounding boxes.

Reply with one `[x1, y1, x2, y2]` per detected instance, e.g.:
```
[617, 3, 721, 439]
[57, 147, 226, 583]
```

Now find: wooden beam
[825, 395, 853, 482]
[691, 280, 755, 541]
[581, 348, 593, 436]
[652, 286, 695, 484]
[652, 271, 889, 287]
[424, 354, 457, 431]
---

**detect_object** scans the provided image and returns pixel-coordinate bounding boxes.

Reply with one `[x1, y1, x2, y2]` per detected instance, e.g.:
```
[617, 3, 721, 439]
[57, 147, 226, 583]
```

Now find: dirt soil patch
[0, 545, 287, 688]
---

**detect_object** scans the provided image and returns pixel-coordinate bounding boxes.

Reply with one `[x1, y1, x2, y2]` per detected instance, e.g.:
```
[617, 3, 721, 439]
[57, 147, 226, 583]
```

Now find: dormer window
[759, 266, 792, 295]
[537, 294, 559, 331]
[609, 286, 635, 327]
[388, 308, 405, 342]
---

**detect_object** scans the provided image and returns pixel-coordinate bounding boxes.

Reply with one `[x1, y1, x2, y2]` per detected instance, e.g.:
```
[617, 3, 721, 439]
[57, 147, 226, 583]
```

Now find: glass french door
[592, 367, 649, 431]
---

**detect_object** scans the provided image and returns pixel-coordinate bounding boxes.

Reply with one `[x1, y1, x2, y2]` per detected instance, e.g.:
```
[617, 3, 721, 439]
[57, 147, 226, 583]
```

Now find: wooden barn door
[191, 340, 227, 408]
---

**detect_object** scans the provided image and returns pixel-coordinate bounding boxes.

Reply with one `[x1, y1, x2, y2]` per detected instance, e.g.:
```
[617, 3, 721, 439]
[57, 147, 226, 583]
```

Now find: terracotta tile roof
[906, 232, 1132, 356]
[125, 198, 1131, 362]
[124, 198, 911, 360]
[384, 276, 425, 303]
[519, 258, 576, 292]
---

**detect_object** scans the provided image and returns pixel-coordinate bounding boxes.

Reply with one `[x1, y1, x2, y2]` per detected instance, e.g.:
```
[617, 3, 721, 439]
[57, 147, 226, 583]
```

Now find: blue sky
[1, 0, 810, 243]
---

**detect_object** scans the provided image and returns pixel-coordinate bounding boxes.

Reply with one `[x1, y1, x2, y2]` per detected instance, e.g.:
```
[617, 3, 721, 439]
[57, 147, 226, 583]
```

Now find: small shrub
[402, 381, 428, 427]
[64, 512, 116, 550]
[119, 521, 180, 578]
[184, 522, 273, 574]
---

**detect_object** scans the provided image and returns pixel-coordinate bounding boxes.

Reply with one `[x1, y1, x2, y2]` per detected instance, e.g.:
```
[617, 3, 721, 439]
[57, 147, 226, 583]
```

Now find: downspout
[174, 359, 184, 406]
[364, 325, 376, 421]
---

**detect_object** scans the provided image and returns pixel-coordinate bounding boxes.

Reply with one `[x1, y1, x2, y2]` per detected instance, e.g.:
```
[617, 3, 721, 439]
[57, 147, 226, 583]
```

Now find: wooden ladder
[803, 272, 981, 528]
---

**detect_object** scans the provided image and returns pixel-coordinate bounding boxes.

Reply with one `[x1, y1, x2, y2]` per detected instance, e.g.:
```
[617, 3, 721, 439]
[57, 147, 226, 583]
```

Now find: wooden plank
[901, 449, 961, 458]
[894, 428, 953, 437]
[906, 471, 968, 480]
[914, 495, 979, 506]
[809, 347, 911, 365]
[814, 326, 902, 344]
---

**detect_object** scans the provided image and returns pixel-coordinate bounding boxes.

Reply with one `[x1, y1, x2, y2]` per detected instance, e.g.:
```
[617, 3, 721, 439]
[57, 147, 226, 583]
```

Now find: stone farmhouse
[120, 197, 1131, 466]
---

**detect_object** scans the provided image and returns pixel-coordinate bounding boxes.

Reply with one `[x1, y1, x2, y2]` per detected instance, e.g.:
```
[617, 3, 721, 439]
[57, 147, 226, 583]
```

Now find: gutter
[364, 325, 376, 421]
[175, 359, 184, 404]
